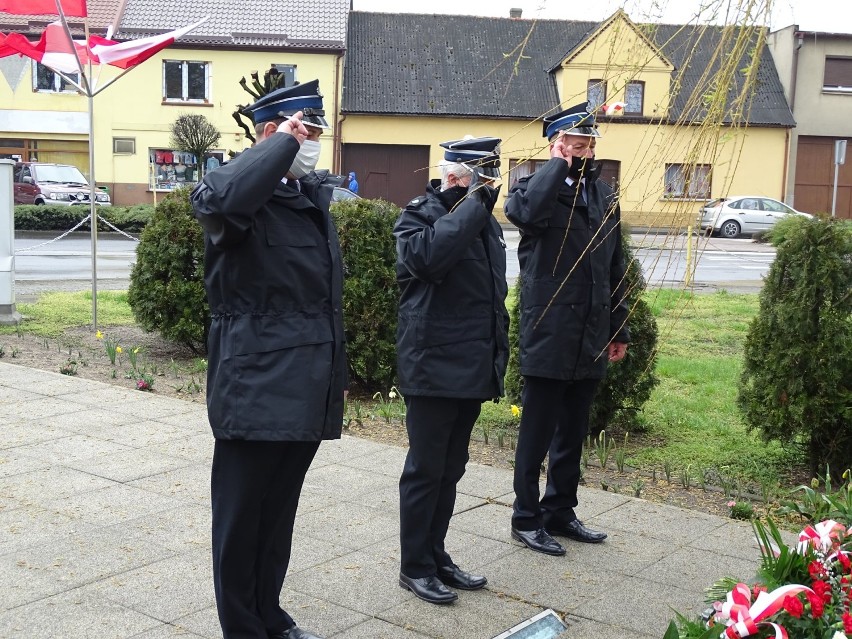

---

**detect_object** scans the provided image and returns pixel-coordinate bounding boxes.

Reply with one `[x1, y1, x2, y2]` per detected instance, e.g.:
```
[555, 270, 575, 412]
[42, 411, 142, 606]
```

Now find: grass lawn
[1, 291, 135, 338]
[630, 288, 790, 487]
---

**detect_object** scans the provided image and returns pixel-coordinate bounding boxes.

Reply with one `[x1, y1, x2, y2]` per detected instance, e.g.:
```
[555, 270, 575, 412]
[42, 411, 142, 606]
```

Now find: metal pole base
[0, 303, 22, 325]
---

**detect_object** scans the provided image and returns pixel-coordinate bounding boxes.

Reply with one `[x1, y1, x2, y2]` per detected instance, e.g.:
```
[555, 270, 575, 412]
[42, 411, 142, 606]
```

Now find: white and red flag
[1, 18, 207, 75]
[3, 21, 92, 73]
[89, 18, 207, 69]
[0, 0, 87, 17]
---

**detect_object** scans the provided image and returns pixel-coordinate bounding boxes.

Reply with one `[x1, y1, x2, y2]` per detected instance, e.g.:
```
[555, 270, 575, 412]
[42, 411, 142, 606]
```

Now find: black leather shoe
[510, 527, 566, 556]
[547, 519, 607, 543]
[437, 564, 487, 590]
[399, 572, 458, 604]
[270, 627, 324, 639]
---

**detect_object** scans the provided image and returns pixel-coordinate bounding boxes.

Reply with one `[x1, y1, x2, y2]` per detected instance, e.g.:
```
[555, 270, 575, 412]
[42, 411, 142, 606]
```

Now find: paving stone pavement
[0, 362, 762, 638]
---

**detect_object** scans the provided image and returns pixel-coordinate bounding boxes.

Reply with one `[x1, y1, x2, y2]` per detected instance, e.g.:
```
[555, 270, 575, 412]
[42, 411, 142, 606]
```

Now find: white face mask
[289, 140, 321, 179]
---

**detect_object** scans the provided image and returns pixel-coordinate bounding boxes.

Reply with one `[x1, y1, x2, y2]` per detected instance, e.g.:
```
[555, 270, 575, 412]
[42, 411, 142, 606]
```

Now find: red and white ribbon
[716, 582, 813, 639]
[798, 520, 846, 553]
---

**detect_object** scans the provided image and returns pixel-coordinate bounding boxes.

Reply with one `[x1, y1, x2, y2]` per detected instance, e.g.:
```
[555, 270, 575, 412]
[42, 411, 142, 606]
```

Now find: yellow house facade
[0, 0, 349, 206]
[340, 10, 794, 229]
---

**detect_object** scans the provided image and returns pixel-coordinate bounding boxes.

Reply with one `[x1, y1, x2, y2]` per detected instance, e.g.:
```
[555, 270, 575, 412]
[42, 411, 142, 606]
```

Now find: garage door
[341, 144, 430, 207]
[795, 136, 852, 219]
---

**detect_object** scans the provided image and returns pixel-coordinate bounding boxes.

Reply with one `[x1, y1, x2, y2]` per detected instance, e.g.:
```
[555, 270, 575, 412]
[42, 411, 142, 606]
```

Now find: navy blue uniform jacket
[192, 133, 347, 441]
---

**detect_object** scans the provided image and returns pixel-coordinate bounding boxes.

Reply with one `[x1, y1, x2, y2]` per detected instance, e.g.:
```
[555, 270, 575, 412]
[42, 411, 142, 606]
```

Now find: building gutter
[332, 49, 346, 174]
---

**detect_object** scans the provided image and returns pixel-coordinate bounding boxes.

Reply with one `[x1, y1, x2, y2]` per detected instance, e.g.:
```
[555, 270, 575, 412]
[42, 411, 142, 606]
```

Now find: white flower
[388, 391, 397, 399]
[832, 632, 847, 639]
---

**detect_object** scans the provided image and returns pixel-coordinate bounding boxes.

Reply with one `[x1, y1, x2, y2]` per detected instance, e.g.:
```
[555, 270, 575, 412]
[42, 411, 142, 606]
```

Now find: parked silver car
[699, 196, 810, 238]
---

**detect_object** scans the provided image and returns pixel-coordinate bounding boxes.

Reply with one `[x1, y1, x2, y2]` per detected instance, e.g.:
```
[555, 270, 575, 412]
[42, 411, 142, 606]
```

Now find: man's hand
[550, 135, 572, 163]
[608, 342, 628, 363]
[278, 111, 310, 144]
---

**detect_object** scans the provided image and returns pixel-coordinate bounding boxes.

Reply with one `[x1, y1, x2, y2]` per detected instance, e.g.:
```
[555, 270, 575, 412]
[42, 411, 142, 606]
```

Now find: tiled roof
[0, 0, 120, 34]
[115, 0, 348, 49]
[343, 12, 597, 119]
[342, 12, 795, 127]
[650, 23, 796, 127]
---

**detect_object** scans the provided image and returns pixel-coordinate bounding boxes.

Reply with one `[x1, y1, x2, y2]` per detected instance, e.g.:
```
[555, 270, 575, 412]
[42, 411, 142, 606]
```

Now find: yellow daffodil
[116, 346, 123, 353]
[95, 330, 103, 339]
[511, 404, 521, 418]
[133, 347, 140, 354]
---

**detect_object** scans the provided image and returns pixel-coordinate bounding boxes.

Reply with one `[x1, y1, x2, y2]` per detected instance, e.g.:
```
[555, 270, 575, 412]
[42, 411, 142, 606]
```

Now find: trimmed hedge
[14, 204, 154, 233]
[127, 189, 208, 354]
[331, 197, 401, 392]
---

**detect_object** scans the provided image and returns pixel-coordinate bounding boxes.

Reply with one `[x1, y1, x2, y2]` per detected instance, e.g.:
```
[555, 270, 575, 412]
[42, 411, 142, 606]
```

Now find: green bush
[504, 228, 659, 434]
[14, 204, 154, 232]
[331, 198, 400, 392]
[127, 188, 209, 353]
[738, 217, 852, 478]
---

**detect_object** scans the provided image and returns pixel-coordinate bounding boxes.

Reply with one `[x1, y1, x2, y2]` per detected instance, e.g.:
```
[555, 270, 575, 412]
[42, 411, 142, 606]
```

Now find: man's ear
[263, 121, 278, 138]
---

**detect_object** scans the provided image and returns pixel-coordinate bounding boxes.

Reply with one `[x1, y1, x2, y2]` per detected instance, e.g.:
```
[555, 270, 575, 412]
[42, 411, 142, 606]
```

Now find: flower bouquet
[666, 519, 852, 639]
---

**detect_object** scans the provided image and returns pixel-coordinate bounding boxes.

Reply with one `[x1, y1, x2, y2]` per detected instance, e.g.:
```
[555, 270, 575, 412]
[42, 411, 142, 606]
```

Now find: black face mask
[438, 185, 467, 210]
[567, 155, 594, 181]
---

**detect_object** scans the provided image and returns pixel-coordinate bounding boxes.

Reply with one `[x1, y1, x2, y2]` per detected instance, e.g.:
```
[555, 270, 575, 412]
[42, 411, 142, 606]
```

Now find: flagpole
[52, 0, 96, 328]
[86, 21, 98, 330]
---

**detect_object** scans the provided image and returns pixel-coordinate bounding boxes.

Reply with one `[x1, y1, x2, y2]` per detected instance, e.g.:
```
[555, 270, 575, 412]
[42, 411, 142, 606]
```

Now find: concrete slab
[0, 362, 774, 639]
[0, 590, 163, 638]
[381, 589, 545, 639]
[330, 617, 432, 638]
[285, 548, 412, 616]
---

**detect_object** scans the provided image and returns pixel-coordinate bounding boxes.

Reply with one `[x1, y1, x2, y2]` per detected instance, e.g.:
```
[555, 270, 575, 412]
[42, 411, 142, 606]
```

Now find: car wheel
[34, 199, 45, 205]
[720, 220, 741, 238]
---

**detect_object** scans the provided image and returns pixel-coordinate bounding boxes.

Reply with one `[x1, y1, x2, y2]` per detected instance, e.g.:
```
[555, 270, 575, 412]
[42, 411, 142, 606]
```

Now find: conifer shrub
[331, 197, 401, 392]
[127, 188, 209, 353]
[504, 229, 659, 434]
[738, 217, 852, 478]
[14, 204, 153, 232]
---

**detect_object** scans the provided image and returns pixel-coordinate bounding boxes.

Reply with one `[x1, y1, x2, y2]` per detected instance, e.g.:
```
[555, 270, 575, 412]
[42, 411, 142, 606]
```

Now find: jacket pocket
[265, 219, 318, 247]
[416, 316, 491, 349]
[233, 315, 332, 355]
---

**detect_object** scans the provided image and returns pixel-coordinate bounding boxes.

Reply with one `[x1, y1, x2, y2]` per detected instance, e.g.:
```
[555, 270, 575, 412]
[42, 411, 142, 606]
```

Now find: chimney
[509, 8, 522, 19]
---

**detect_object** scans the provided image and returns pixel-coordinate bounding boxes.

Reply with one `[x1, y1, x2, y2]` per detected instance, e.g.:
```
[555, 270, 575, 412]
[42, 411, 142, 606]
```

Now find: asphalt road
[10, 229, 774, 303]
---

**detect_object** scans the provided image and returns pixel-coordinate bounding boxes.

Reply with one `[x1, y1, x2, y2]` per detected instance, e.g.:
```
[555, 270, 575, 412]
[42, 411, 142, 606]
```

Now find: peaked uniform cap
[439, 136, 502, 178]
[543, 102, 601, 139]
[244, 79, 329, 128]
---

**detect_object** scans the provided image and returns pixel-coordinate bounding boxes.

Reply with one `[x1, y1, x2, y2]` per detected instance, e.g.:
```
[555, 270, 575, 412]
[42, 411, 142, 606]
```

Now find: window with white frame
[664, 163, 711, 199]
[33, 61, 80, 93]
[163, 60, 211, 103]
[509, 159, 548, 187]
[587, 79, 607, 112]
[625, 81, 644, 115]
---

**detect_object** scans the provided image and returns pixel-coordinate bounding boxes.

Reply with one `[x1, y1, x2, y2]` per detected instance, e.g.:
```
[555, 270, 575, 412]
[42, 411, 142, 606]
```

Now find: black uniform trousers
[399, 396, 482, 578]
[512, 376, 600, 531]
[212, 439, 320, 639]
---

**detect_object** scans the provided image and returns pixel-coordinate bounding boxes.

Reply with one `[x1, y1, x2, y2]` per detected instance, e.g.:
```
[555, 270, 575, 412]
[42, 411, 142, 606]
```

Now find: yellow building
[340, 10, 795, 229]
[0, 0, 349, 206]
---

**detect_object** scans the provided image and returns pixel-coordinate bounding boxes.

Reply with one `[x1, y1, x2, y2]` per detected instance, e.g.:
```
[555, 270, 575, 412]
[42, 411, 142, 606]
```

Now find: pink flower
[727, 501, 736, 508]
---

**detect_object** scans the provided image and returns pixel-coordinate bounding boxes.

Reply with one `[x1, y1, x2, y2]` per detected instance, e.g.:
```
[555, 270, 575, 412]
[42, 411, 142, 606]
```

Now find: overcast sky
[351, 0, 852, 34]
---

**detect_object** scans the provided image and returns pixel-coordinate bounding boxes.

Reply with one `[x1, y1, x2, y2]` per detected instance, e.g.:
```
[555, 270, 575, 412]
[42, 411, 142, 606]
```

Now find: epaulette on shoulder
[407, 195, 427, 208]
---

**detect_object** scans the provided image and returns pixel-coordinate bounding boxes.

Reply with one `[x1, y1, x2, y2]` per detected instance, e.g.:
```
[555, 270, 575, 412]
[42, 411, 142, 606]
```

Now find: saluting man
[192, 80, 345, 639]
[394, 137, 510, 605]
[506, 102, 631, 557]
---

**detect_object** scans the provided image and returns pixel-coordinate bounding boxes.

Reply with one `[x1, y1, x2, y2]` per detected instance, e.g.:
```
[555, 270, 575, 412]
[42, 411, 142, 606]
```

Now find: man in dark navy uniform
[192, 80, 345, 639]
[395, 137, 510, 604]
[506, 103, 630, 556]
